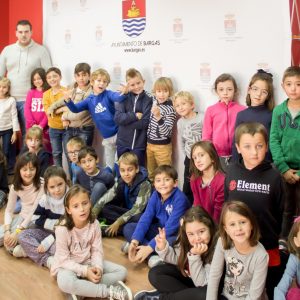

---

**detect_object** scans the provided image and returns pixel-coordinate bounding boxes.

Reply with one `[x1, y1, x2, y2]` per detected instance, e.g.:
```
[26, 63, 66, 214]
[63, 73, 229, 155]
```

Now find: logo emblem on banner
[173, 18, 183, 38]
[122, 0, 146, 38]
[200, 63, 211, 83]
[224, 14, 236, 35]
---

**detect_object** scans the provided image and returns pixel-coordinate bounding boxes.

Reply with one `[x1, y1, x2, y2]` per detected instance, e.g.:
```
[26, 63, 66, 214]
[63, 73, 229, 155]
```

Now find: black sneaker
[134, 290, 160, 300]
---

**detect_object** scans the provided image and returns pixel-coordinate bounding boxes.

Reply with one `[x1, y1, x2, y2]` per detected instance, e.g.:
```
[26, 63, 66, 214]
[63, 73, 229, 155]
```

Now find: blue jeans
[16, 101, 26, 139]
[90, 182, 107, 206]
[0, 129, 16, 174]
[49, 128, 67, 167]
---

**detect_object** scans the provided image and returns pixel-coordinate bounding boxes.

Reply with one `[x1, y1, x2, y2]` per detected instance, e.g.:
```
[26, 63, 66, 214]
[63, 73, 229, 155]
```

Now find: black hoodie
[225, 160, 284, 250]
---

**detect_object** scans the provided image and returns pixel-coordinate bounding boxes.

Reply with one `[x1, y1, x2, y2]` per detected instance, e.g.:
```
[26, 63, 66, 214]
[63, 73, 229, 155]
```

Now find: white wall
[43, 0, 291, 185]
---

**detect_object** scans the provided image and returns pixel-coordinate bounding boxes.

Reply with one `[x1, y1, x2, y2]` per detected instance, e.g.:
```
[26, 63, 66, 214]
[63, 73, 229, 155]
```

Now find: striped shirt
[147, 99, 176, 144]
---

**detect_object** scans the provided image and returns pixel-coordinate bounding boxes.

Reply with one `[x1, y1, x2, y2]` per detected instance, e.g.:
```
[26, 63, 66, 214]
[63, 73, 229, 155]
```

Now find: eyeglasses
[67, 150, 80, 156]
[250, 86, 268, 97]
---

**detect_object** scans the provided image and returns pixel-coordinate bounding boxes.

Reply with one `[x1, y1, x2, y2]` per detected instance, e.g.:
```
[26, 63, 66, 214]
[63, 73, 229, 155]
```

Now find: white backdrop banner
[43, 0, 291, 182]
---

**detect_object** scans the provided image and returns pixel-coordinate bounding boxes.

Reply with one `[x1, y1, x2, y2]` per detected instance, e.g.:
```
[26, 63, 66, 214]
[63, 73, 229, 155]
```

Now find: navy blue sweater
[232, 105, 273, 161]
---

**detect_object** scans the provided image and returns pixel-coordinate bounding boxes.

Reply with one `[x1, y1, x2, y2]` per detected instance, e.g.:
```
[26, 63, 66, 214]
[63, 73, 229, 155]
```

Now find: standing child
[134, 206, 217, 300]
[274, 216, 300, 300]
[190, 141, 225, 223]
[93, 152, 152, 237]
[48, 62, 93, 146]
[65, 68, 127, 169]
[0, 77, 20, 175]
[123, 165, 190, 268]
[114, 68, 153, 167]
[207, 201, 269, 300]
[76, 147, 114, 206]
[24, 67, 51, 153]
[43, 67, 66, 167]
[0, 146, 9, 208]
[232, 69, 274, 161]
[66, 136, 85, 184]
[16, 166, 68, 265]
[270, 66, 300, 247]
[225, 122, 285, 299]
[0, 152, 44, 253]
[173, 91, 202, 204]
[21, 126, 51, 177]
[146, 77, 176, 181]
[51, 185, 132, 300]
[202, 73, 245, 169]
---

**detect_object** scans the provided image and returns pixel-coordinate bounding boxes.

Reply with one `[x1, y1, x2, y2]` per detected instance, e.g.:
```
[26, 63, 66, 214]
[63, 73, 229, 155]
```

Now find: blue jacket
[274, 254, 300, 299]
[132, 187, 190, 249]
[114, 90, 153, 150]
[65, 90, 126, 138]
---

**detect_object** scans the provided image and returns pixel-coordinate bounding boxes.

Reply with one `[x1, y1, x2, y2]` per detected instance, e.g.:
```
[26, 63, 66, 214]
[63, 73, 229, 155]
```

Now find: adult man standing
[0, 20, 52, 138]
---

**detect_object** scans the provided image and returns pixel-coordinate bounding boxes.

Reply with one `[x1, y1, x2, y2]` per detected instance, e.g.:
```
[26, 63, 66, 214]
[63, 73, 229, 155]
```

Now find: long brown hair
[175, 206, 217, 276]
[287, 218, 300, 259]
[60, 184, 95, 230]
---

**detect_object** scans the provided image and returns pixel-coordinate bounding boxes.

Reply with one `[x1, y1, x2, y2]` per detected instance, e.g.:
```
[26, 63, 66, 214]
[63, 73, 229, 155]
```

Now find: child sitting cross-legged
[123, 165, 190, 268]
[76, 146, 114, 206]
[92, 152, 152, 237]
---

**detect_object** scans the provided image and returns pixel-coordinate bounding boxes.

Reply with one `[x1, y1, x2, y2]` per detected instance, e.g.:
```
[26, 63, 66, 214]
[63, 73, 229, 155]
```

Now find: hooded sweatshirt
[0, 40, 52, 100]
[224, 160, 284, 250]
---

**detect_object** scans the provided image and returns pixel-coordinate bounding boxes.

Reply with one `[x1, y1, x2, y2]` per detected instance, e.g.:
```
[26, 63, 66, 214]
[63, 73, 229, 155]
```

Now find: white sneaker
[147, 255, 164, 268]
[109, 281, 133, 300]
[121, 242, 130, 254]
[12, 245, 27, 258]
[46, 256, 54, 269]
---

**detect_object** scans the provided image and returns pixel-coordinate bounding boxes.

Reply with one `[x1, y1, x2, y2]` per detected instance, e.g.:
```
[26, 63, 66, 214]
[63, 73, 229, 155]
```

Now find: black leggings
[149, 263, 207, 300]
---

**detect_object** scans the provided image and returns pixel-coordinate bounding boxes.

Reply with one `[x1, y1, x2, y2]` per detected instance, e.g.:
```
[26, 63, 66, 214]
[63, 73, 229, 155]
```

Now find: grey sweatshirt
[0, 40, 52, 100]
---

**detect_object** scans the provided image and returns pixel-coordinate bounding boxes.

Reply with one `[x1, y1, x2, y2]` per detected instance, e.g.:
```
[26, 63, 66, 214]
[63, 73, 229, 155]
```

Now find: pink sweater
[190, 171, 225, 223]
[24, 89, 48, 129]
[202, 101, 245, 156]
[5, 183, 45, 228]
[51, 220, 103, 278]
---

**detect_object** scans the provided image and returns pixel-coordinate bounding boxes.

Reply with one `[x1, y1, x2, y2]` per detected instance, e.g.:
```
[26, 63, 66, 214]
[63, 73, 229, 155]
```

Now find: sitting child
[76, 147, 114, 206]
[66, 136, 86, 184]
[123, 165, 190, 268]
[51, 185, 132, 300]
[93, 152, 152, 237]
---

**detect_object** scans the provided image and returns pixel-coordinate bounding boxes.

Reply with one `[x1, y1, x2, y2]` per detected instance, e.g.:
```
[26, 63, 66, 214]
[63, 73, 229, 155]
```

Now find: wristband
[15, 228, 24, 234]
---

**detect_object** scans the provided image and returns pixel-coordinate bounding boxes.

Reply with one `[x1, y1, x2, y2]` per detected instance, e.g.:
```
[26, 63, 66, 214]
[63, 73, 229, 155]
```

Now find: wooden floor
[0, 207, 153, 300]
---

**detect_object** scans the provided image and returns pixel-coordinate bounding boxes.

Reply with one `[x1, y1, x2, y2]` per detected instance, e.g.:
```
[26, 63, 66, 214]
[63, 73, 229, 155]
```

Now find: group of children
[0, 63, 299, 300]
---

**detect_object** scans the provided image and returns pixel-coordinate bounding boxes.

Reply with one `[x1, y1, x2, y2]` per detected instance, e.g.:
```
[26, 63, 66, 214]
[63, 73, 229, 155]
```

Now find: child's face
[33, 73, 44, 90]
[174, 97, 195, 118]
[66, 191, 91, 228]
[186, 221, 211, 248]
[192, 146, 214, 173]
[119, 162, 139, 185]
[154, 172, 177, 200]
[20, 162, 37, 186]
[282, 75, 300, 101]
[47, 176, 66, 200]
[0, 83, 9, 98]
[216, 80, 235, 104]
[127, 75, 145, 95]
[46, 71, 61, 88]
[155, 88, 170, 104]
[248, 80, 269, 107]
[75, 71, 90, 89]
[26, 136, 41, 153]
[294, 228, 300, 247]
[236, 133, 267, 170]
[223, 211, 252, 247]
[91, 75, 108, 95]
[79, 154, 98, 176]
[67, 144, 81, 163]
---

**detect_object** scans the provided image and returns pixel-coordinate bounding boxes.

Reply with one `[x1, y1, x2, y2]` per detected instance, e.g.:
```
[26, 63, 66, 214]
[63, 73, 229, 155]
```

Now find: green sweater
[270, 99, 300, 174]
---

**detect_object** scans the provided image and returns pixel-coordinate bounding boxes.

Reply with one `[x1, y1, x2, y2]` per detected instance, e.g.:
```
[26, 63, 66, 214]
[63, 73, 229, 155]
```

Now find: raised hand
[155, 227, 167, 251]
